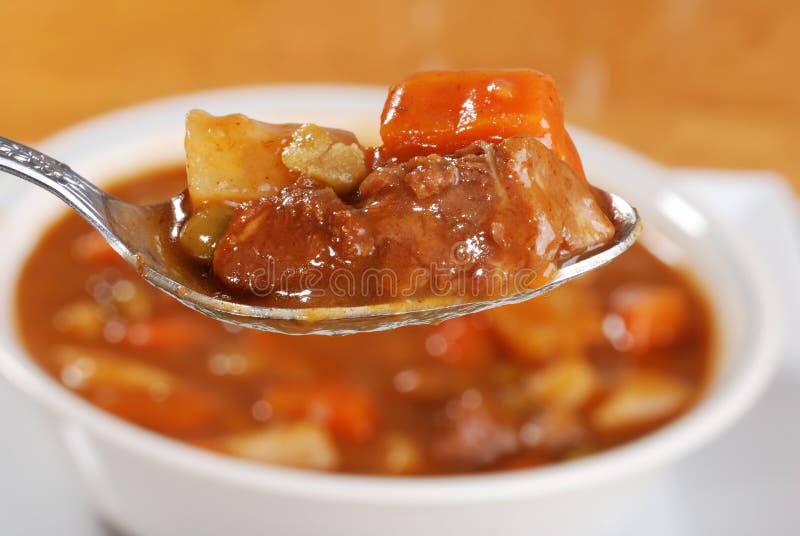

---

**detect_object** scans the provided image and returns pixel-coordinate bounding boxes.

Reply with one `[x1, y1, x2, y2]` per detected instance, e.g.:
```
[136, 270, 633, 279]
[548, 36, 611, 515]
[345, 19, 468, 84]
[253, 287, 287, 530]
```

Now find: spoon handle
[0, 136, 111, 229]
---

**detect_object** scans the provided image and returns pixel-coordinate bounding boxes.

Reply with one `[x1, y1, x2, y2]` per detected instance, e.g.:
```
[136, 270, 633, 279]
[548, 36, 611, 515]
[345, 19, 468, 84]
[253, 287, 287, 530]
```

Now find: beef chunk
[212, 135, 614, 304]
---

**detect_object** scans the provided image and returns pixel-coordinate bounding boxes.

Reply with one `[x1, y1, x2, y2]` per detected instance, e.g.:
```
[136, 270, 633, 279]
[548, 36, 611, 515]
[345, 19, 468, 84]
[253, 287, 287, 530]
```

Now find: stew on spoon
[176, 70, 615, 308]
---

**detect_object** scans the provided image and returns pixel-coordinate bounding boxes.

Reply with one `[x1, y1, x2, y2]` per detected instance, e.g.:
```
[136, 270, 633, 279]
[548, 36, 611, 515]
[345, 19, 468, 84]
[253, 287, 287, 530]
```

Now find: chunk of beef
[212, 135, 614, 304]
[431, 398, 519, 468]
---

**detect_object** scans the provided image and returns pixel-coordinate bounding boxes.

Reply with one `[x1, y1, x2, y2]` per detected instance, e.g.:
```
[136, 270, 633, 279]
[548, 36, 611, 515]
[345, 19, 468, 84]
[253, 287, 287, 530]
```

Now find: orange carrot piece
[125, 315, 211, 352]
[424, 316, 494, 368]
[263, 382, 376, 442]
[92, 387, 221, 436]
[610, 285, 690, 354]
[380, 69, 584, 177]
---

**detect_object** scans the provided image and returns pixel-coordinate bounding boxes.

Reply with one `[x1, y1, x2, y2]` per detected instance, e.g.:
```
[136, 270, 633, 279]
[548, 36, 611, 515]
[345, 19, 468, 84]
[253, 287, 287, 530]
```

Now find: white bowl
[0, 86, 782, 536]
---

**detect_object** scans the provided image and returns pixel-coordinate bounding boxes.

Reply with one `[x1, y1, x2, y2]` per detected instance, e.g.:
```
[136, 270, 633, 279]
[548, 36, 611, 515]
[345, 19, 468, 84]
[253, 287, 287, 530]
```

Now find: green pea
[179, 205, 234, 261]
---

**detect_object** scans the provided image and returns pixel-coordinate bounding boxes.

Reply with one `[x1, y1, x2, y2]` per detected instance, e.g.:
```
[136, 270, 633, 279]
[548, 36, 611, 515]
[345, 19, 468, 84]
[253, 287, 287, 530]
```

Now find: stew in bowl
[16, 166, 712, 475]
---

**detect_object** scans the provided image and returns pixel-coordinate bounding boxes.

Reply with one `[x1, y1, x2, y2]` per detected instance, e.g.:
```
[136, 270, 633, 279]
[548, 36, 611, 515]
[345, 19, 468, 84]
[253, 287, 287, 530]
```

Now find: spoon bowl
[1, 135, 641, 334]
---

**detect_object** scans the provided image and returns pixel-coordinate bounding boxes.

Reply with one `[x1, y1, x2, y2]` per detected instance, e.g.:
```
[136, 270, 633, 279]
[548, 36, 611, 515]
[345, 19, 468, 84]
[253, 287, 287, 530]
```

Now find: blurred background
[1, 0, 798, 190]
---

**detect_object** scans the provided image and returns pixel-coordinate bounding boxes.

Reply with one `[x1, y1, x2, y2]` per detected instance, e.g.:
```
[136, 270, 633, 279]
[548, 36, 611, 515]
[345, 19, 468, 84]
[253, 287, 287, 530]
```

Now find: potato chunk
[55, 345, 175, 392]
[525, 357, 597, 410]
[382, 433, 423, 474]
[281, 123, 367, 194]
[185, 110, 366, 205]
[487, 282, 605, 363]
[218, 422, 339, 471]
[53, 301, 105, 340]
[185, 110, 297, 205]
[591, 372, 690, 431]
[54, 346, 222, 435]
[520, 409, 587, 452]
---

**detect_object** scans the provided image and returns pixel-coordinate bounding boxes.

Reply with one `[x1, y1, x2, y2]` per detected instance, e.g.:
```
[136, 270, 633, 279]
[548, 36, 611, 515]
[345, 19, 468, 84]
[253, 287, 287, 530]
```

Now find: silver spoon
[0, 135, 641, 335]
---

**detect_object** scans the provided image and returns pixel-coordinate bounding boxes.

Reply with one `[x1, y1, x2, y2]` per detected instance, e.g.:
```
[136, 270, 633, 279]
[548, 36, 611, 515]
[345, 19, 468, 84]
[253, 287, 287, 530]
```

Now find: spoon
[0, 135, 641, 335]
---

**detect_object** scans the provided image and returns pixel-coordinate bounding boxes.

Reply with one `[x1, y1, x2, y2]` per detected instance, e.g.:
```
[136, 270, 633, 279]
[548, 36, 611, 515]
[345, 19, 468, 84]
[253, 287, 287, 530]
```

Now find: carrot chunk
[609, 284, 690, 354]
[125, 315, 212, 352]
[262, 382, 376, 442]
[98, 387, 222, 436]
[380, 69, 585, 177]
[424, 316, 493, 368]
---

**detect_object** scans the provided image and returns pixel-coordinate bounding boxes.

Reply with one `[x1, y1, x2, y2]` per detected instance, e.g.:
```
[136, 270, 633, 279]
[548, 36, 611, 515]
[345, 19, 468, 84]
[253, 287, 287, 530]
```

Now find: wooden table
[1, 0, 797, 191]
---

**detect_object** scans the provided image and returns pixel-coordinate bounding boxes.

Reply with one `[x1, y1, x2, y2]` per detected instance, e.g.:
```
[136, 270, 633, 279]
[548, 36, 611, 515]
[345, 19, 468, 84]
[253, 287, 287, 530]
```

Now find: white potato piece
[219, 422, 339, 471]
[487, 282, 605, 363]
[525, 357, 597, 410]
[53, 300, 106, 340]
[591, 372, 690, 431]
[281, 123, 368, 194]
[185, 110, 365, 205]
[55, 345, 175, 393]
[382, 432, 422, 474]
[185, 110, 297, 205]
[520, 409, 586, 452]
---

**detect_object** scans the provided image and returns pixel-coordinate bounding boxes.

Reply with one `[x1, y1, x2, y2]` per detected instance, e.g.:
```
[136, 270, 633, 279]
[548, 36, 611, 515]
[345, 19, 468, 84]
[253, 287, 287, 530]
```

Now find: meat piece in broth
[213, 135, 614, 302]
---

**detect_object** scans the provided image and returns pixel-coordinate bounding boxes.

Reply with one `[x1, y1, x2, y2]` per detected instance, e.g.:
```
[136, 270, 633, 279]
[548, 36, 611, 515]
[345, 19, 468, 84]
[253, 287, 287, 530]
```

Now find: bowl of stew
[0, 86, 781, 536]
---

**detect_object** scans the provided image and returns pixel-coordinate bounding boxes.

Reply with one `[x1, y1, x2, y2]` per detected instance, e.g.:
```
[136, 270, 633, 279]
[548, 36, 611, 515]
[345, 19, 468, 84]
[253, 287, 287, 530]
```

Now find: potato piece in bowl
[54, 345, 175, 392]
[185, 110, 297, 205]
[524, 357, 598, 410]
[487, 282, 605, 363]
[591, 372, 690, 431]
[214, 422, 340, 471]
[54, 346, 223, 435]
[185, 110, 365, 205]
[281, 123, 368, 195]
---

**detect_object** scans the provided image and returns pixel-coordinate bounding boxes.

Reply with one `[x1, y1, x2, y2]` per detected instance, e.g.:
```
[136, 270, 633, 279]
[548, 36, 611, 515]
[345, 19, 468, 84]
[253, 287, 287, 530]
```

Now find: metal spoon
[1, 135, 641, 335]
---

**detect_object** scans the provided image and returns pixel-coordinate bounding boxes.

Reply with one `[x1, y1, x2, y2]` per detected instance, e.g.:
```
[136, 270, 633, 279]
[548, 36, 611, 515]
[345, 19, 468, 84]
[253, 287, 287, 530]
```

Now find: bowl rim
[0, 84, 783, 505]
